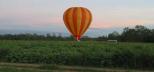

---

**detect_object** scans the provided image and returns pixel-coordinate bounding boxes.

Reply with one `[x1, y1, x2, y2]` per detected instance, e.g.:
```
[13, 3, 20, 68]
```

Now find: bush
[0, 40, 154, 69]
[0, 48, 10, 61]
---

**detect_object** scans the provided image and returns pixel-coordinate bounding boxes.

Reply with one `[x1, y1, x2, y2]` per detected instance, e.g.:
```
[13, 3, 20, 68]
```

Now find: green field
[0, 40, 154, 72]
[0, 63, 153, 72]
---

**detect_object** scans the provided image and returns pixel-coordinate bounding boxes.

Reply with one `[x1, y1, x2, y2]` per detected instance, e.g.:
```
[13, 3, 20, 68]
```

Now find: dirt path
[0, 62, 153, 72]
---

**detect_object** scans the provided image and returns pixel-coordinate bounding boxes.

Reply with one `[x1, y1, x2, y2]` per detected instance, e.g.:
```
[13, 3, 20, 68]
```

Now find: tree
[121, 25, 152, 42]
[108, 31, 120, 40]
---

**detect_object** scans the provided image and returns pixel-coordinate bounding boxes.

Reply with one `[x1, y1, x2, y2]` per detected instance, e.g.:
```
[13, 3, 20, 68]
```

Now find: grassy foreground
[0, 63, 153, 72]
[0, 40, 154, 69]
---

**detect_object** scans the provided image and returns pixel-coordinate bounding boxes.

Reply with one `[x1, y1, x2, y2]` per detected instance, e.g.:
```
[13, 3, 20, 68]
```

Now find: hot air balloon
[63, 7, 92, 41]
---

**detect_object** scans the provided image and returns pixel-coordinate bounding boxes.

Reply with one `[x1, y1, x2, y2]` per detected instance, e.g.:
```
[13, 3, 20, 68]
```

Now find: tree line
[0, 25, 154, 42]
[106, 25, 154, 42]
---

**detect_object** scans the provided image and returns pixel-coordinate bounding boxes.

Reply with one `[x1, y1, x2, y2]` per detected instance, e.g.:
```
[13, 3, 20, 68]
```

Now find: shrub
[0, 40, 154, 69]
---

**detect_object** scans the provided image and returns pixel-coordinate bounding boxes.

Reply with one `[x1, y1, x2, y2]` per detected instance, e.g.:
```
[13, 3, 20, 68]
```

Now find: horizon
[0, 0, 154, 37]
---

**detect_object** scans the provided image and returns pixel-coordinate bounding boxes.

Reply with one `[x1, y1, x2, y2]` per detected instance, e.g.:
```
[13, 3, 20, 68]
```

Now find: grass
[0, 40, 154, 69]
[0, 63, 153, 72]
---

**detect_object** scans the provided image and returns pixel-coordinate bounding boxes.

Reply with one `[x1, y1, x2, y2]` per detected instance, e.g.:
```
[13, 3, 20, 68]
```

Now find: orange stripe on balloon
[82, 9, 92, 35]
[81, 9, 91, 35]
[83, 10, 92, 33]
[67, 8, 75, 35]
[77, 7, 82, 35]
[63, 10, 70, 33]
[63, 8, 74, 35]
[72, 7, 78, 36]
[79, 8, 86, 36]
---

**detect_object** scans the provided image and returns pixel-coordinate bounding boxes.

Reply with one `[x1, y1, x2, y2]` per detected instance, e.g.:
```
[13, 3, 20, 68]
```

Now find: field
[0, 40, 154, 72]
[0, 63, 154, 72]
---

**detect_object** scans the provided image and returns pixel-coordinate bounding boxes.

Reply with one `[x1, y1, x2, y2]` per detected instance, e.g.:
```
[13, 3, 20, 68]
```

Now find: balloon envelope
[63, 7, 92, 41]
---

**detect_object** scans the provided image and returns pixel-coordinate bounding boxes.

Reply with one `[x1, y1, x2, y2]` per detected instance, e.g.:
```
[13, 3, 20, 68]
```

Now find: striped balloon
[63, 7, 92, 41]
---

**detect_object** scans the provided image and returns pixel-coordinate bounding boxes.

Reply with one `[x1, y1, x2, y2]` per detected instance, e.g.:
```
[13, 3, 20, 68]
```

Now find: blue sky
[0, 0, 154, 37]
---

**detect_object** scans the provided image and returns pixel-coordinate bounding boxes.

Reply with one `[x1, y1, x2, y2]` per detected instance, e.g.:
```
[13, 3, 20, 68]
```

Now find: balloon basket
[75, 36, 81, 42]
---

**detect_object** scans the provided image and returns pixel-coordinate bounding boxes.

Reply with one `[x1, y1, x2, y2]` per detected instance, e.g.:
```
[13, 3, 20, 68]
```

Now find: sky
[0, 0, 154, 37]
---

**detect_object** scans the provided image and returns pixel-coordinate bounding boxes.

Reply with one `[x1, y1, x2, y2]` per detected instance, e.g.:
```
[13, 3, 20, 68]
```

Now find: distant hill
[0, 28, 122, 37]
